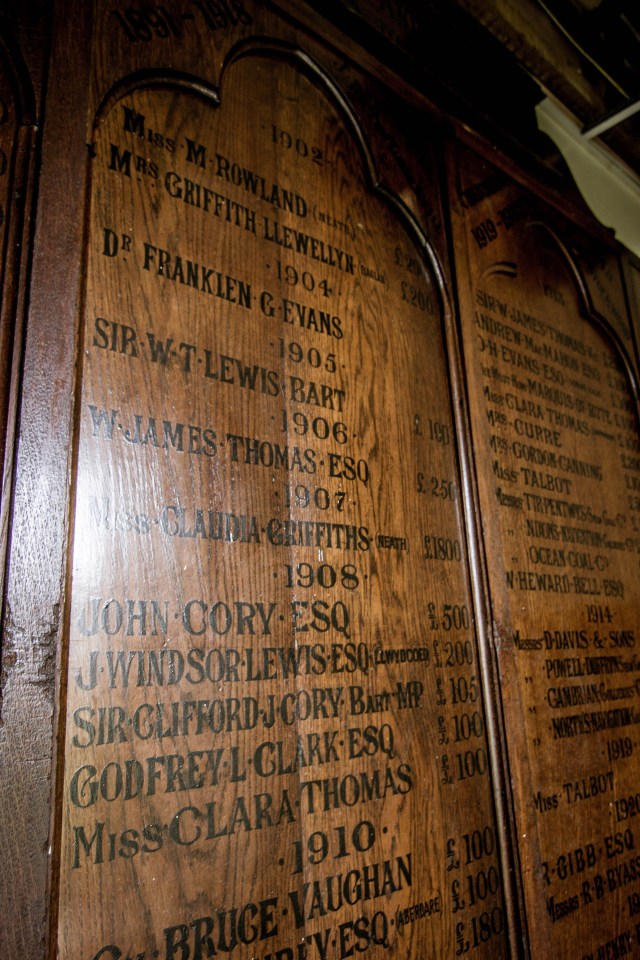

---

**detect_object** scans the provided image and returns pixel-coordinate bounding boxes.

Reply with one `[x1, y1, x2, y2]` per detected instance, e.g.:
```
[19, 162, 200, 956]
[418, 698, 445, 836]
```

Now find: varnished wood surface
[56, 44, 507, 958]
[449, 139, 640, 959]
[0, 5, 55, 960]
[0, 3, 637, 958]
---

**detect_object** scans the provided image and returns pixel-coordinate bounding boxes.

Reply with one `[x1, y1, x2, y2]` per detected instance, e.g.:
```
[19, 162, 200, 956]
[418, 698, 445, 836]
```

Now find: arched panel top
[89, 38, 451, 320]
[518, 219, 640, 403]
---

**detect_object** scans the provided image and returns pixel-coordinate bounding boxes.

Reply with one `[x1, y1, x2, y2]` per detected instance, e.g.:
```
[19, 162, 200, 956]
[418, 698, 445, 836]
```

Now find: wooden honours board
[4, 2, 640, 958]
[57, 39, 507, 960]
[449, 141, 640, 959]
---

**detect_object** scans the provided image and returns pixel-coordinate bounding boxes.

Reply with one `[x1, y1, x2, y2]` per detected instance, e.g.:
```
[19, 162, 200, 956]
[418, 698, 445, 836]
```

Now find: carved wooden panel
[6, 2, 639, 957]
[55, 42, 507, 960]
[449, 139, 640, 959]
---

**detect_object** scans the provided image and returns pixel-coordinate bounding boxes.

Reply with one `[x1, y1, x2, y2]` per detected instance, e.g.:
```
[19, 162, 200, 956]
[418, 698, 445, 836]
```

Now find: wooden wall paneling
[447, 136, 640, 960]
[14, 1, 636, 955]
[0, 4, 53, 958]
[0, 41, 28, 485]
[10, 1, 513, 958]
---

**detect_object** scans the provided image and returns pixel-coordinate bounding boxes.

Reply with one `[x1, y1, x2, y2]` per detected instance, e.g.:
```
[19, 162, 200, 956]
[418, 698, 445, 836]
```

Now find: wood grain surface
[55, 49, 506, 960]
[449, 139, 640, 960]
[3, 3, 638, 959]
